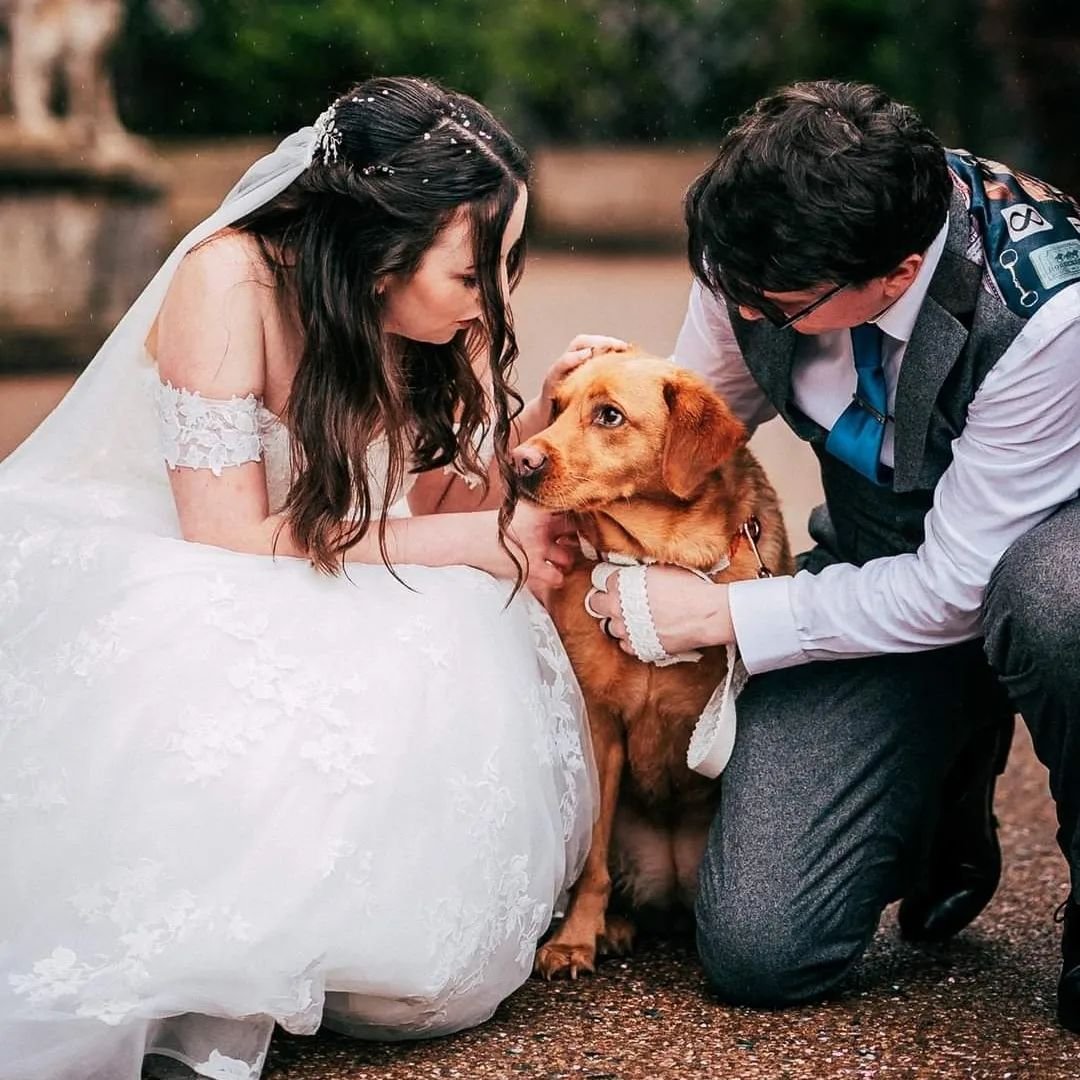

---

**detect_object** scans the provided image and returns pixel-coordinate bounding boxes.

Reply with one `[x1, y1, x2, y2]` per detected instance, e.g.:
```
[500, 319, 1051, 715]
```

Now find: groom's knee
[984, 518, 1080, 691]
[695, 879, 868, 1007]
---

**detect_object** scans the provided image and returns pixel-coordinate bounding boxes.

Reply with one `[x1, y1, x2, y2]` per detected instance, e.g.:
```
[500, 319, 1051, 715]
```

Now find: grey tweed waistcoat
[729, 157, 1078, 566]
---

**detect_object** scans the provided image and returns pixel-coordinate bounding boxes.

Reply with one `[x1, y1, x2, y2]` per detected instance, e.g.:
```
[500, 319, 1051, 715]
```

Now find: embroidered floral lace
[154, 379, 280, 477]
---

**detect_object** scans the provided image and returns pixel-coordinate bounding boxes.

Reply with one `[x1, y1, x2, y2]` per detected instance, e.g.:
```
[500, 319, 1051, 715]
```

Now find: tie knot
[850, 323, 883, 370]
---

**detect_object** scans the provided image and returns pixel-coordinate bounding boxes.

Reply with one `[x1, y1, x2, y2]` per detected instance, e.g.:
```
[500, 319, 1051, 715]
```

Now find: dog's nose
[511, 444, 549, 479]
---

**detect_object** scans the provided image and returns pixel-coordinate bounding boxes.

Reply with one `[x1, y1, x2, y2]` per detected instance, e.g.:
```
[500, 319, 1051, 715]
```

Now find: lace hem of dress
[154, 378, 282, 477]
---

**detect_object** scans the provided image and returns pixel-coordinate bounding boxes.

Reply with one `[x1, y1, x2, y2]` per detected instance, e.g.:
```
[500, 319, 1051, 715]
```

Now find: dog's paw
[598, 913, 636, 956]
[534, 940, 597, 981]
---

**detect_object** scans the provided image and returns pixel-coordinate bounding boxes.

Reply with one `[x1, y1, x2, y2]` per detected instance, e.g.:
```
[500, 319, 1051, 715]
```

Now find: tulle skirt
[0, 484, 595, 1080]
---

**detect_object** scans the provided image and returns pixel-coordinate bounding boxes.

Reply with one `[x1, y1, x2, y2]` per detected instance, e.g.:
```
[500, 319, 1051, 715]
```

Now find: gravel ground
[245, 726, 1075, 1080]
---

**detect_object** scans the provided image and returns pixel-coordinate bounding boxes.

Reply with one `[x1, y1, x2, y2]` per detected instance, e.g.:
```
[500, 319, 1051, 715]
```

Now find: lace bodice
[152, 376, 414, 514]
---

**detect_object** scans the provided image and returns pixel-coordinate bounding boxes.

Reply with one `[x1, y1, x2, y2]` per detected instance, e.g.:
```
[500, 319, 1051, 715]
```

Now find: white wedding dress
[0, 131, 595, 1080]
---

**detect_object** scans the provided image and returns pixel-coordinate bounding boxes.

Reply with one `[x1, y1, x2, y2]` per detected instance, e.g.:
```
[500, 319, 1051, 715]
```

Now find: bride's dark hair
[234, 75, 530, 574]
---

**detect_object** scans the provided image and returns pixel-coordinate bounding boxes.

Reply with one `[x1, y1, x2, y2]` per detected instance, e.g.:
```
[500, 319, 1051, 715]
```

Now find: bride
[0, 76, 609, 1080]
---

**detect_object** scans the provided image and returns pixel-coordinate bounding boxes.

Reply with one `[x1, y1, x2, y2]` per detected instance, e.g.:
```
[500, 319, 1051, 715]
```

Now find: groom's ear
[661, 373, 747, 500]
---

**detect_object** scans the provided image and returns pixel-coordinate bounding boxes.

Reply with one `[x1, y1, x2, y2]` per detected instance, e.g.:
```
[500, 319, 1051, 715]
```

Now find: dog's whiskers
[559, 470, 593, 484]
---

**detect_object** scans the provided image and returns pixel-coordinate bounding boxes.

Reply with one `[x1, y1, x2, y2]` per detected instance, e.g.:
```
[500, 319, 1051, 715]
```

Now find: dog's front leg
[535, 706, 624, 980]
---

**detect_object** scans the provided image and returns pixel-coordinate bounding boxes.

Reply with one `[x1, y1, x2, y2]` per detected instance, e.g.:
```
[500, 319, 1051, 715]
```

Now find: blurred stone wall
[0, 133, 166, 371]
[0, 139, 705, 375]
[531, 146, 711, 251]
[154, 140, 708, 252]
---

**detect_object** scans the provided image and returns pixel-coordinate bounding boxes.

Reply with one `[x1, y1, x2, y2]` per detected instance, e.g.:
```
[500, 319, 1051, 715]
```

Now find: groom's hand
[589, 566, 735, 657]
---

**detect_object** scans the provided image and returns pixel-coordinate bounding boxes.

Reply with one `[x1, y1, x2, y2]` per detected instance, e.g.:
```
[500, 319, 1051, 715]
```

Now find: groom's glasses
[715, 276, 848, 329]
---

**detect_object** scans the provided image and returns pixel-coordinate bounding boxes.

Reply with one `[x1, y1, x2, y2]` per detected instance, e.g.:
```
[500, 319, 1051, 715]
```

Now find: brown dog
[512, 348, 794, 980]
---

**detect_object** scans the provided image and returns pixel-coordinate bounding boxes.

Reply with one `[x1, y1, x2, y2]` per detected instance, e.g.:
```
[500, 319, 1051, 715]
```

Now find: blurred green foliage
[116, 0, 1017, 150]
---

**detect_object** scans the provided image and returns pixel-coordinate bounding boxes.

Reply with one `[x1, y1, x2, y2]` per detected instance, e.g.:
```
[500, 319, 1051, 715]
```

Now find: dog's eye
[594, 405, 625, 428]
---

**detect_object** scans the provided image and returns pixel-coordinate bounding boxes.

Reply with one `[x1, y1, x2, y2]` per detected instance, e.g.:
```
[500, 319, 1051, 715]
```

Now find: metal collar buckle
[738, 516, 773, 579]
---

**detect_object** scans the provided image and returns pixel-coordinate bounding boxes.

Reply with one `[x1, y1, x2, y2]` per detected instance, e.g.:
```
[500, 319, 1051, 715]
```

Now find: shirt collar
[870, 215, 949, 343]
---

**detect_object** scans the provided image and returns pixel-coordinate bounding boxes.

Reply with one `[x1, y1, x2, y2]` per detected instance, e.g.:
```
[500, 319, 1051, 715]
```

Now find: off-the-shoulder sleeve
[154, 378, 266, 477]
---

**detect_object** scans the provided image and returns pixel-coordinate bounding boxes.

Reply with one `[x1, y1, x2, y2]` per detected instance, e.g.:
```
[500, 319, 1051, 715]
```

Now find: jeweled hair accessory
[310, 104, 343, 165]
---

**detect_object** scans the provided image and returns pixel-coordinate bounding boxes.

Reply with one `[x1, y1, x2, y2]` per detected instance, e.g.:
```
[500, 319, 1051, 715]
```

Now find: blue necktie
[825, 323, 889, 484]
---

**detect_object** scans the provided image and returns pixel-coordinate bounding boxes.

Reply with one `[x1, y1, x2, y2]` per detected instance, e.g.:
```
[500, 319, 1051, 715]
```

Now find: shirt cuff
[727, 575, 807, 674]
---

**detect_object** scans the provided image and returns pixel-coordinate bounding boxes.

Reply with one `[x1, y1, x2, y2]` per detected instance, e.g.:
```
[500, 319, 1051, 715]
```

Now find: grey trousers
[695, 497, 1080, 1007]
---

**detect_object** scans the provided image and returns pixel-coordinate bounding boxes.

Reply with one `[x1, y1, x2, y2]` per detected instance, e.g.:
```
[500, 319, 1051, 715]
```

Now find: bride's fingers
[543, 546, 575, 572]
[549, 515, 579, 541]
[568, 334, 629, 352]
[534, 562, 565, 588]
[548, 336, 631, 385]
[550, 348, 593, 375]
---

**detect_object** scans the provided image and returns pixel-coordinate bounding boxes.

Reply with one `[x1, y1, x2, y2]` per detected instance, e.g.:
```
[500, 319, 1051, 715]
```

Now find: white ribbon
[686, 643, 745, 778]
[581, 540, 728, 668]
[619, 564, 674, 664]
[580, 551, 744, 777]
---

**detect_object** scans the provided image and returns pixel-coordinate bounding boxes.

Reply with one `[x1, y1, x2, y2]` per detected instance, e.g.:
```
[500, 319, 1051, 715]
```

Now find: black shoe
[1059, 899, 1080, 1034]
[898, 717, 1014, 943]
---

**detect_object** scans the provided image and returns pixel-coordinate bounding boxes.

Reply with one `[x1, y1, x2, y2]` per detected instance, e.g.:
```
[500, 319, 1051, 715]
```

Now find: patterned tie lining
[947, 150, 1080, 317]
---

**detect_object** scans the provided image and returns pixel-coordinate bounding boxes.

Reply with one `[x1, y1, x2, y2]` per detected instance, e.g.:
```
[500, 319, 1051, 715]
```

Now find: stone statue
[0, 0, 167, 373]
[1, 0, 129, 150]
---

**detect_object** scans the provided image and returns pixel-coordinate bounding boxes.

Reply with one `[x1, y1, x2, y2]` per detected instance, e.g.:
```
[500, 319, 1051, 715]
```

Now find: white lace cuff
[155, 378, 272, 477]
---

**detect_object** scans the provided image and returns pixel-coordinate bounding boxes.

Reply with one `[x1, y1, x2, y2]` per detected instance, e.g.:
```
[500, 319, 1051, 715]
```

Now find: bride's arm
[156, 237, 570, 587]
[171, 454, 565, 585]
[166, 455, 535, 579]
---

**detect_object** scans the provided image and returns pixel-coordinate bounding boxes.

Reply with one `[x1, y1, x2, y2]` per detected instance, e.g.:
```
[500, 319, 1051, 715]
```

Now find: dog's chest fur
[617, 657, 725, 806]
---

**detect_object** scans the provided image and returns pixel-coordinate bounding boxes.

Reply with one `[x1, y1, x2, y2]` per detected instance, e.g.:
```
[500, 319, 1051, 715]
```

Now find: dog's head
[512, 348, 747, 511]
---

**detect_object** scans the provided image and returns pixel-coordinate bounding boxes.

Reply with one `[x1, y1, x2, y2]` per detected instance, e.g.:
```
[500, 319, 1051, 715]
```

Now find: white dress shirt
[674, 221, 1080, 674]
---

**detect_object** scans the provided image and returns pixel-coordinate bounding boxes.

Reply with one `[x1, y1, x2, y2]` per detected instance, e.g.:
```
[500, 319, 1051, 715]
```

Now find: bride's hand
[515, 334, 629, 446]
[540, 334, 629, 410]
[504, 502, 578, 592]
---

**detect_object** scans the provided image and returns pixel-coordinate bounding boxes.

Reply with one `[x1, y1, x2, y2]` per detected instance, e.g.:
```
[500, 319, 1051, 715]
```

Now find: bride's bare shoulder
[169, 228, 278, 305]
[151, 229, 276, 395]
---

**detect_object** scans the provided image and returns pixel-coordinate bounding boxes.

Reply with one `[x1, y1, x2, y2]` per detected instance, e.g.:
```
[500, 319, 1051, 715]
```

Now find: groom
[592, 80, 1080, 1029]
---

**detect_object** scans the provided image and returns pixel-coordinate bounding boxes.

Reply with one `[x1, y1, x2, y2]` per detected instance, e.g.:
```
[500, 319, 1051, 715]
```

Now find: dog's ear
[661, 374, 747, 500]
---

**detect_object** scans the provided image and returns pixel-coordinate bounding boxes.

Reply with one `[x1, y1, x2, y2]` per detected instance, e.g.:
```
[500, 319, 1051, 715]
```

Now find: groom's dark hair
[685, 80, 952, 307]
